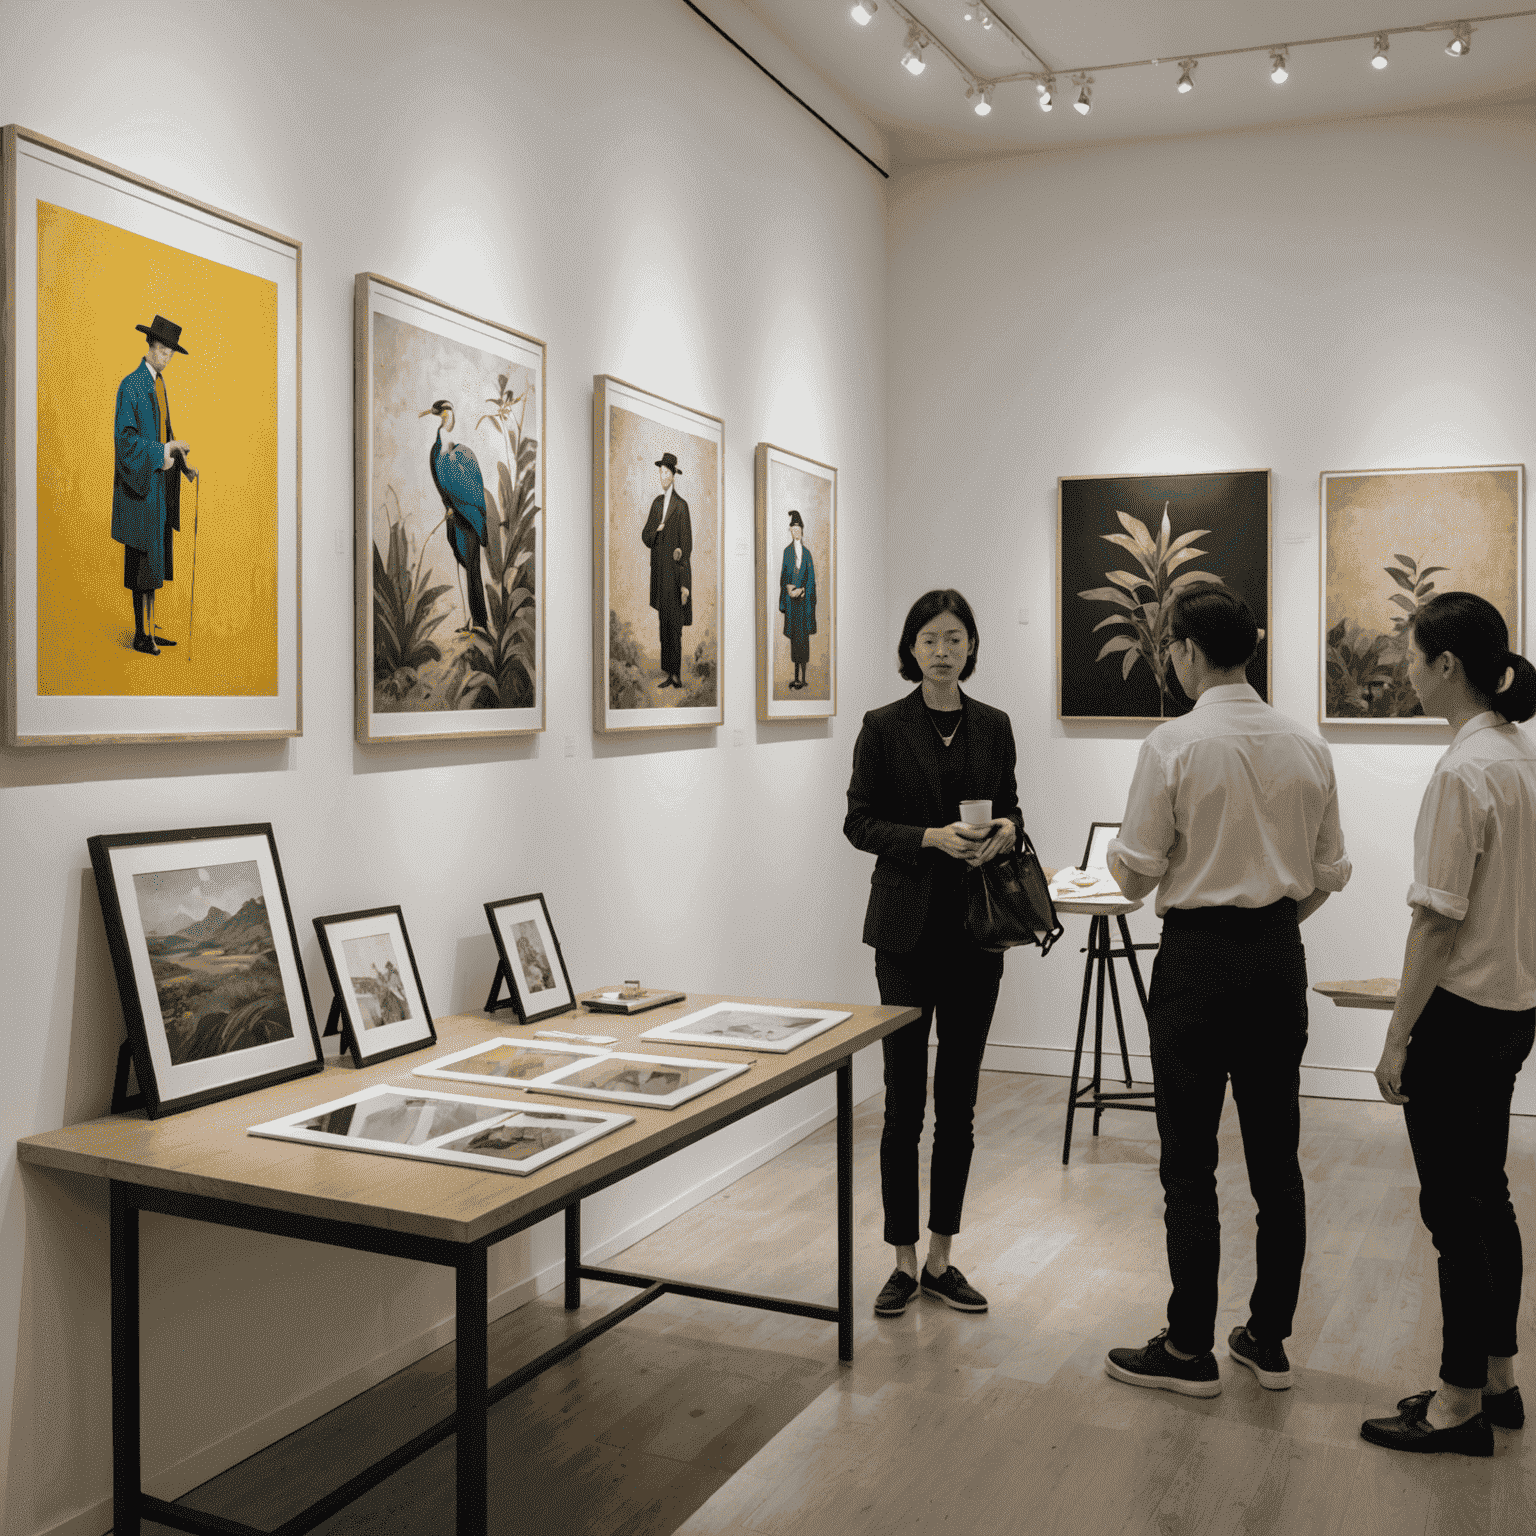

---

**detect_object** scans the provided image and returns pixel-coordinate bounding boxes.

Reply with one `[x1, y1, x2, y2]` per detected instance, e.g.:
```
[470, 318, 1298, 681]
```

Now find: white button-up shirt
[1410, 711, 1536, 1011]
[1108, 683, 1351, 917]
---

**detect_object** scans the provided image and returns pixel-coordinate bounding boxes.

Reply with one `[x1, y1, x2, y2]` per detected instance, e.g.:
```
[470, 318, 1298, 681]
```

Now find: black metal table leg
[1091, 917, 1108, 1136]
[1062, 919, 1098, 1163]
[1104, 940, 1134, 1089]
[564, 1203, 581, 1311]
[455, 1250, 489, 1536]
[111, 1181, 141, 1536]
[1118, 914, 1153, 1015]
[836, 1060, 853, 1363]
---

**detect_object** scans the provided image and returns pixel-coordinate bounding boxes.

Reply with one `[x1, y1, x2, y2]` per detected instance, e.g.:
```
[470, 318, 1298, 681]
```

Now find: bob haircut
[898, 589, 979, 683]
[1167, 585, 1259, 670]
[1411, 591, 1536, 725]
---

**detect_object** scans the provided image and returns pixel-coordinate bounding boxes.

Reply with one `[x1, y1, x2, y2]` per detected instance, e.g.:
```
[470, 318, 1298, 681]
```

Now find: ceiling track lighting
[1037, 74, 1055, 112]
[901, 24, 927, 76]
[1372, 32, 1390, 68]
[1176, 58, 1197, 93]
[1269, 49, 1289, 84]
[1446, 21, 1472, 56]
[850, 1, 876, 25]
[1073, 73, 1093, 115]
[967, 82, 993, 116]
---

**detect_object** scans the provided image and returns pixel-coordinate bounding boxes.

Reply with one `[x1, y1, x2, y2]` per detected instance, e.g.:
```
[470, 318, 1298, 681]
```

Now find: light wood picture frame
[4, 125, 302, 745]
[755, 442, 836, 721]
[592, 375, 724, 732]
[87, 823, 322, 1118]
[1320, 464, 1524, 725]
[312, 904, 437, 1068]
[355, 273, 546, 742]
[1058, 470, 1272, 722]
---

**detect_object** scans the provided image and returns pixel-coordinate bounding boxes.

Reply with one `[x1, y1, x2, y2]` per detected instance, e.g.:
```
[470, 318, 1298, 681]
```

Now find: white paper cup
[959, 800, 992, 826]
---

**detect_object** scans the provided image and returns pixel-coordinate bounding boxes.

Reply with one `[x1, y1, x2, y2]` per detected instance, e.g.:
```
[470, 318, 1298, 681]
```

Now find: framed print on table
[593, 375, 724, 732]
[756, 443, 836, 721]
[312, 905, 436, 1068]
[640, 1001, 851, 1055]
[354, 273, 546, 742]
[1059, 470, 1271, 722]
[1321, 464, 1524, 725]
[87, 823, 321, 1118]
[528, 1051, 749, 1111]
[484, 893, 575, 1023]
[4, 125, 301, 745]
[413, 1036, 609, 1088]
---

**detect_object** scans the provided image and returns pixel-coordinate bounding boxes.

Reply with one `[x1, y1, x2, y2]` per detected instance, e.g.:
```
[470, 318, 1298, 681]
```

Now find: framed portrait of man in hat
[592, 375, 724, 733]
[2, 124, 301, 744]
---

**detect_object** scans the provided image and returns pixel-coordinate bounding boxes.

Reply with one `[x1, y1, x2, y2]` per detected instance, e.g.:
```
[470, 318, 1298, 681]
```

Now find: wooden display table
[17, 995, 918, 1536]
[1313, 977, 1400, 1011]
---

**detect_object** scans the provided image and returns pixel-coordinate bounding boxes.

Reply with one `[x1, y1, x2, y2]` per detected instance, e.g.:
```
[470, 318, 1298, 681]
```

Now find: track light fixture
[1176, 59, 1197, 93]
[1073, 74, 1092, 115]
[971, 84, 993, 116]
[1269, 49, 1289, 84]
[1445, 22, 1472, 55]
[850, 1, 876, 24]
[1037, 75, 1055, 112]
[901, 25, 927, 75]
[981, 7, 993, 29]
[1372, 32, 1390, 67]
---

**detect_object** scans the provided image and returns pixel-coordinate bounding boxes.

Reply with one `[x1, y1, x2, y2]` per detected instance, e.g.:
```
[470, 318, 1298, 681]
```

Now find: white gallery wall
[0, 3, 890, 1533]
[887, 99, 1536, 1107]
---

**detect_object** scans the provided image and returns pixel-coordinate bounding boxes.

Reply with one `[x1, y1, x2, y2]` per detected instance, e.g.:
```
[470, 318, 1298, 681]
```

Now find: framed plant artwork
[641, 1001, 851, 1054]
[755, 443, 836, 721]
[1058, 471, 1271, 722]
[593, 375, 724, 732]
[355, 273, 545, 742]
[249, 1085, 632, 1177]
[312, 905, 436, 1068]
[87, 823, 322, 1118]
[1321, 465, 1523, 725]
[484, 893, 575, 1023]
[4, 125, 301, 745]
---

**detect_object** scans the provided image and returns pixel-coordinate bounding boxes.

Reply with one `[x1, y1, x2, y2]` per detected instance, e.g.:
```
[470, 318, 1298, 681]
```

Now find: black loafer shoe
[1106, 1330, 1221, 1398]
[1361, 1404, 1493, 1456]
[1398, 1387, 1525, 1431]
[919, 1265, 988, 1313]
[131, 633, 160, 656]
[151, 633, 177, 646]
[874, 1269, 919, 1317]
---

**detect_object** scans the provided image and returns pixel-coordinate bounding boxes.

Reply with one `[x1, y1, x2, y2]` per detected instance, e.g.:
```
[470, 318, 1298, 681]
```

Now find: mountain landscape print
[132, 860, 295, 1064]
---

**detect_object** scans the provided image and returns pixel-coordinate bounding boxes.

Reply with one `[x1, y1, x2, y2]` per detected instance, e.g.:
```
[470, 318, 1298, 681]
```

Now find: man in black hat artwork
[641, 451, 692, 690]
[111, 314, 198, 655]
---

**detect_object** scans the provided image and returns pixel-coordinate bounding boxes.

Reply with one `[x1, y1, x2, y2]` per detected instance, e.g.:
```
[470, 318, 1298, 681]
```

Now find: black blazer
[844, 687, 1023, 952]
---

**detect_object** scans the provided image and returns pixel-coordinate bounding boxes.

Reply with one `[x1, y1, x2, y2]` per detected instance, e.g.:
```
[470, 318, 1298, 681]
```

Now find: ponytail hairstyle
[1410, 592, 1536, 725]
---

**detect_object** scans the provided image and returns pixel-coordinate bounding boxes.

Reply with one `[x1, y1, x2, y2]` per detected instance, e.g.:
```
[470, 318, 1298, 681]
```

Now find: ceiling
[735, 0, 1536, 168]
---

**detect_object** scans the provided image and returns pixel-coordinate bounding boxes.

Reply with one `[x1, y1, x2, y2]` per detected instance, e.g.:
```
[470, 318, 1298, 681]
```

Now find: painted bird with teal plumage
[419, 398, 489, 634]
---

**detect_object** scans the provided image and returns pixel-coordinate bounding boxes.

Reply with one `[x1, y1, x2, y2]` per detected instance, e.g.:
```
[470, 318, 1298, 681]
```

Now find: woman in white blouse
[1362, 593, 1536, 1457]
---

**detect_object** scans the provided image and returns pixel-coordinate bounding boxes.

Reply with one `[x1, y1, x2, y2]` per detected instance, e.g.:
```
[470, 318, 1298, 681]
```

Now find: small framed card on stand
[313, 905, 437, 1067]
[484, 893, 576, 1024]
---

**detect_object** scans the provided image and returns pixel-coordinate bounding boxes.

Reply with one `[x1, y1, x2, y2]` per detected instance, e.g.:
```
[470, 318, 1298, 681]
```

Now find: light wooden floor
[152, 1071, 1536, 1535]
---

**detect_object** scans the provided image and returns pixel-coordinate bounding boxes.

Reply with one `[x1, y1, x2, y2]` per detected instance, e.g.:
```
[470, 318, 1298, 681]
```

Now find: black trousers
[1402, 987, 1536, 1389]
[1147, 902, 1309, 1354]
[875, 920, 1004, 1246]
[658, 609, 682, 676]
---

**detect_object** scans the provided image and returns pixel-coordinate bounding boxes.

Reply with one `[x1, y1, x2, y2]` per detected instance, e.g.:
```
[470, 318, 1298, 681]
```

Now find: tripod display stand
[1056, 895, 1158, 1164]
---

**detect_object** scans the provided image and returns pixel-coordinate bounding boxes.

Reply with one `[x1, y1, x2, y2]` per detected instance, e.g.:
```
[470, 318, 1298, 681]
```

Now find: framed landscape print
[593, 375, 724, 732]
[484, 892, 575, 1023]
[1058, 471, 1271, 722]
[756, 443, 836, 721]
[641, 1001, 850, 1054]
[4, 125, 301, 745]
[87, 823, 322, 1118]
[249, 1085, 632, 1177]
[355, 273, 545, 742]
[527, 1051, 749, 1111]
[1321, 465, 1523, 725]
[312, 905, 436, 1068]
[413, 1036, 609, 1089]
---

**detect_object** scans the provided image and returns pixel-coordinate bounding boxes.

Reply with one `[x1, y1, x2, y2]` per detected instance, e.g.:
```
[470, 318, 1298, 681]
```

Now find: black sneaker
[1228, 1326, 1291, 1390]
[1105, 1330, 1221, 1398]
[874, 1269, 919, 1317]
[919, 1265, 988, 1313]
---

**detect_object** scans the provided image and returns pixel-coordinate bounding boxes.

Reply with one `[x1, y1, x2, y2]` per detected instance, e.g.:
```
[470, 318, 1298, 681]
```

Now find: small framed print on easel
[483, 892, 575, 1024]
[312, 905, 436, 1067]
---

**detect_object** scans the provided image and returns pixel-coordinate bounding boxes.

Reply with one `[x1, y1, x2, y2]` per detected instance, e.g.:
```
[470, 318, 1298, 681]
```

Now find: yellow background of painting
[36, 201, 278, 695]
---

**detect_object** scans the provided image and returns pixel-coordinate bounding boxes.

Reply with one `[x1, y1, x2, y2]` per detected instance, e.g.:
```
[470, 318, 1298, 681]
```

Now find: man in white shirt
[1102, 587, 1351, 1399]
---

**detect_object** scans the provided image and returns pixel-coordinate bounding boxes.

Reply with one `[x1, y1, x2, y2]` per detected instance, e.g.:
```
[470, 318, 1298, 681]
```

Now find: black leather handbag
[965, 830, 1064, 956]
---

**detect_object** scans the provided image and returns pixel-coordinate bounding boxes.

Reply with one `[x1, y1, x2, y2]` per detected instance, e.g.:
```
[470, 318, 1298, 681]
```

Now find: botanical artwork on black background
[1059, 471, 1271, 721]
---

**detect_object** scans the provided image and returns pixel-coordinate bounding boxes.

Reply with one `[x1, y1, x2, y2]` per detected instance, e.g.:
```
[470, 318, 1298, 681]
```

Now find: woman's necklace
[930, 711, 962, 749]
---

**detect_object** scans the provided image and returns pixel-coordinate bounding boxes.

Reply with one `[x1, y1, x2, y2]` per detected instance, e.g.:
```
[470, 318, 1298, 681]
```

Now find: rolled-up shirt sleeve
[1407, 767, 1479, 921]
[1311, 771, 1352, 892]
[1107, 738, 1174, 878]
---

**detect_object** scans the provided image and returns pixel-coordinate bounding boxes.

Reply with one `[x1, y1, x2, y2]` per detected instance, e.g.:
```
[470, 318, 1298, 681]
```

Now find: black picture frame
[483, 893, 576, 1024]
[312, 904, 437, 1068]
[87, 823, 322, 1119]
[1081, 822, 1122, 870]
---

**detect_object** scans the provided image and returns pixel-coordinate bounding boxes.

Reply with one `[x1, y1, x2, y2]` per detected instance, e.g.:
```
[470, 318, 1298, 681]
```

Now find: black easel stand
[484, 962, 521, 1017]
[1062, 912, 1158, 1165]
[111, 1040, 145, 1114]
[321, 997, 359, 1062]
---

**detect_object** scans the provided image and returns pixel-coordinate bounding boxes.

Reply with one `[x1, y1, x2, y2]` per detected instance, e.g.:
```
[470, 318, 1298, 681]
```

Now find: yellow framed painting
[3, 125, 301, 744]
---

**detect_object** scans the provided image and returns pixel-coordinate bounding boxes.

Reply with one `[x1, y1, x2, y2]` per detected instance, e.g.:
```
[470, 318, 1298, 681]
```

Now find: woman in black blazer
[844, 589, 1023, 1319]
